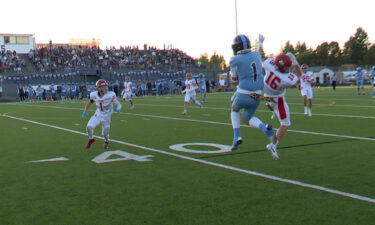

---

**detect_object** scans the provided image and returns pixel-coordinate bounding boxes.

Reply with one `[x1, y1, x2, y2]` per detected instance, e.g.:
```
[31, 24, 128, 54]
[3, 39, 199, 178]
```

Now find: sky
[2, 0, 374, 62]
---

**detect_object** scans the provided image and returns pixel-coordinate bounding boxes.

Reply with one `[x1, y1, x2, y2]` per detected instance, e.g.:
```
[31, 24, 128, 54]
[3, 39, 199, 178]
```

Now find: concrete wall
[0, 35, 35, 53]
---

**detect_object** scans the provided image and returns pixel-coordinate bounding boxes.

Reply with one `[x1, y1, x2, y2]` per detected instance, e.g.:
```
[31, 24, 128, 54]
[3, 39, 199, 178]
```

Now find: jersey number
[100, 103, 104, 111]
[265, 72, 281, 90]
[251, 62, 258, 82]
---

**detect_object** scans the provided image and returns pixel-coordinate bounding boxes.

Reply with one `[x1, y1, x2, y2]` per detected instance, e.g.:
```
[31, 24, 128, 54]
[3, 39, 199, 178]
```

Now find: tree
[280, 41, 295, 54]
[198, 53, 210, 68]
[363, 44, 375, 66]
[295, 41, 307, 57]
[343, 27, 371, 64]
[315, 42, 330, 66]
[209, 53, 226, 70]
[327, 41, 342, 66]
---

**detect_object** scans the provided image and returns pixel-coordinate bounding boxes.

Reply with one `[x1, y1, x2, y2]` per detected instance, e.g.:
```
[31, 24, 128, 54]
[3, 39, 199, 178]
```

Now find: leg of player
[308, 98, 313, 116]
[247, 116, 275, 140]
[266, 102, 276, 119]
[303, 95, 308, 115]
[230, 110, 242, 150]
[276, 125, 289, 143]
[102, 123, 111, 149]
[86, 116, 101, 149]
[181, 101, 189, 115]
[192, 96, 203, 108]
[230, 93, 242, 150]
[181, 93, 190, 115]
[129, 99, 135, 109]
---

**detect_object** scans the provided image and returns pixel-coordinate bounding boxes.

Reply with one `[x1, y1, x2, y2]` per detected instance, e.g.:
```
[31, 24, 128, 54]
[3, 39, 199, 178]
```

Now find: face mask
[97, 85, 108, 93]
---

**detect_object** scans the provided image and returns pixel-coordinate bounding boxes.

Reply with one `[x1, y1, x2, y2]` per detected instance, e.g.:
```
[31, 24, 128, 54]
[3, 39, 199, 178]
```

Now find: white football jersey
[300, 71, 314, 88]
[124, 81, 133, 92]
[185, 79, 197, 94]
[263, 58, 299, 97]
[90, 91, 118, 117]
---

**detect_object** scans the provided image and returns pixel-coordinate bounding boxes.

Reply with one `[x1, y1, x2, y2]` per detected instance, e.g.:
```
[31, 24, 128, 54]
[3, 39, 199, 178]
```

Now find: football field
[1, 86, 375, 225]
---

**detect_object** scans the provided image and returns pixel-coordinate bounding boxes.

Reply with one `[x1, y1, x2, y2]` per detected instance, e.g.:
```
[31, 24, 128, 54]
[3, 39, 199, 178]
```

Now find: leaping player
[263, 53, 302, 158]
[121, 76, 135, 109]
[300, 64, 314, 116]
[229, 34, 277, 159]
[81, 79, 122, 149]
[181, 72, 203, 115]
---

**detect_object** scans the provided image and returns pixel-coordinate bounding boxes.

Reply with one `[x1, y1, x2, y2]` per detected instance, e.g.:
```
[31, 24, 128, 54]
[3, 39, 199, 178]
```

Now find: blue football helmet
[232, 34, 251, 55]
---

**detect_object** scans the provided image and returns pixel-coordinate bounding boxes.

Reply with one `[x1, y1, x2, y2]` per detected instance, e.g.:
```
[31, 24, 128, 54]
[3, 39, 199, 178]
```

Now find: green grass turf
[0, 86, 374, 225]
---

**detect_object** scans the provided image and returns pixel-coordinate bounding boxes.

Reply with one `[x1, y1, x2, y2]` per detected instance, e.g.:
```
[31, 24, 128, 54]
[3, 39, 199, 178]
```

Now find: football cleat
[103, 141, 110, 149]
[85, 138, 95, 149]
[130, 105, 135, 110]
[231, 137, 243, 151]
[180, 111, 187, 115]
[266, 143, 279, 160]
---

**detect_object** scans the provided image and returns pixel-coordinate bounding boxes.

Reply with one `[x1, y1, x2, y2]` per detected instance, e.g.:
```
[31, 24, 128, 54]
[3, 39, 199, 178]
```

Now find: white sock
[102, 125, 110, 142]
[87, 126, 94, 139]
[249, 117, 262, 128]
[231, 111, 240, 129]
[304, 107, 308, 113]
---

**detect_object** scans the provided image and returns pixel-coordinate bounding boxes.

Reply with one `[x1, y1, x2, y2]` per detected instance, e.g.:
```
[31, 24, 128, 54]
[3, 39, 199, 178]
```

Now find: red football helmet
[96, 79, 109, 93]
[301, 64, 309, 72]
[301, 64, 309, 70]
[274, 54, 292, 73]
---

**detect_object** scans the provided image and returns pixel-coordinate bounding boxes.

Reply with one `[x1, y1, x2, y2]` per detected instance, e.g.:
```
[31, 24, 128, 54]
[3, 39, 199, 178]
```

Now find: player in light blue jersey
[371, 66, 375, 98]
[356, 67, 365, 95]
[229, 34, 276, 158]
[197, 73, 207, 102]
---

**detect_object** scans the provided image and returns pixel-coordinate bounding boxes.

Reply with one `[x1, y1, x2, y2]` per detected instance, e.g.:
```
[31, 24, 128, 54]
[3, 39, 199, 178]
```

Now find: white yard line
[136, 98, 375, 108]
[135, 103, 375, 119]
[4, 103, 375, 142]
[1, 113, 375, 204]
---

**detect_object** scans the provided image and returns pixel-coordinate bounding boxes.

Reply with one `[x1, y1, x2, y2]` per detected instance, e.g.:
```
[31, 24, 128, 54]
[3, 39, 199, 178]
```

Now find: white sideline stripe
[6, 103, 375, 142]
[2, 113, 375, 204]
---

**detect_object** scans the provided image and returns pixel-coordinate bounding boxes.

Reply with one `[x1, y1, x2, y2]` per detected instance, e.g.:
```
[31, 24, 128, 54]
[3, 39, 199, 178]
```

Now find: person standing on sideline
[219, 76, 226, 92]
[81, 79, 122, 149]
[229, 34, 276, 159]
[197, 73, 207, 102]
[356, 67, 365, 95]
[330, 74, 337, 90]
[371, 66, 375, 98]
[299, 64, 314, 116]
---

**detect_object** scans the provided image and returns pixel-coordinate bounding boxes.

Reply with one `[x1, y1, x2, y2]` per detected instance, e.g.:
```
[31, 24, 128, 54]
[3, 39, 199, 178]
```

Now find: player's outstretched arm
[82, 100, 92, 118]
[113, 98, 122, 113]
[257, 34, 265, 53]
[286, 52, 302, 77]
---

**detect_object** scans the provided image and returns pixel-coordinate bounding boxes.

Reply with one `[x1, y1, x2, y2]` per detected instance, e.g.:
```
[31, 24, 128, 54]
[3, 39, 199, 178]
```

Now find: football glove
[258, 34, 265, 47]
[81, 110, 88, 118]
[114, 108, 121, 113]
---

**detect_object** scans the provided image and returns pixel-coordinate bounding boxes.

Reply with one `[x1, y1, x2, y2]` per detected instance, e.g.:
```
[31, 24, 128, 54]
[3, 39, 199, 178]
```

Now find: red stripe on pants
[278, 97, 286, 119]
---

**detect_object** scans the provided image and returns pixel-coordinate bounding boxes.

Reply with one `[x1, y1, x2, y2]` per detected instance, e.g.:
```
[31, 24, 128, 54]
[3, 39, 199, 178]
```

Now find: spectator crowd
[0, 50, 26, 73]
[28, 45, 198, 73]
